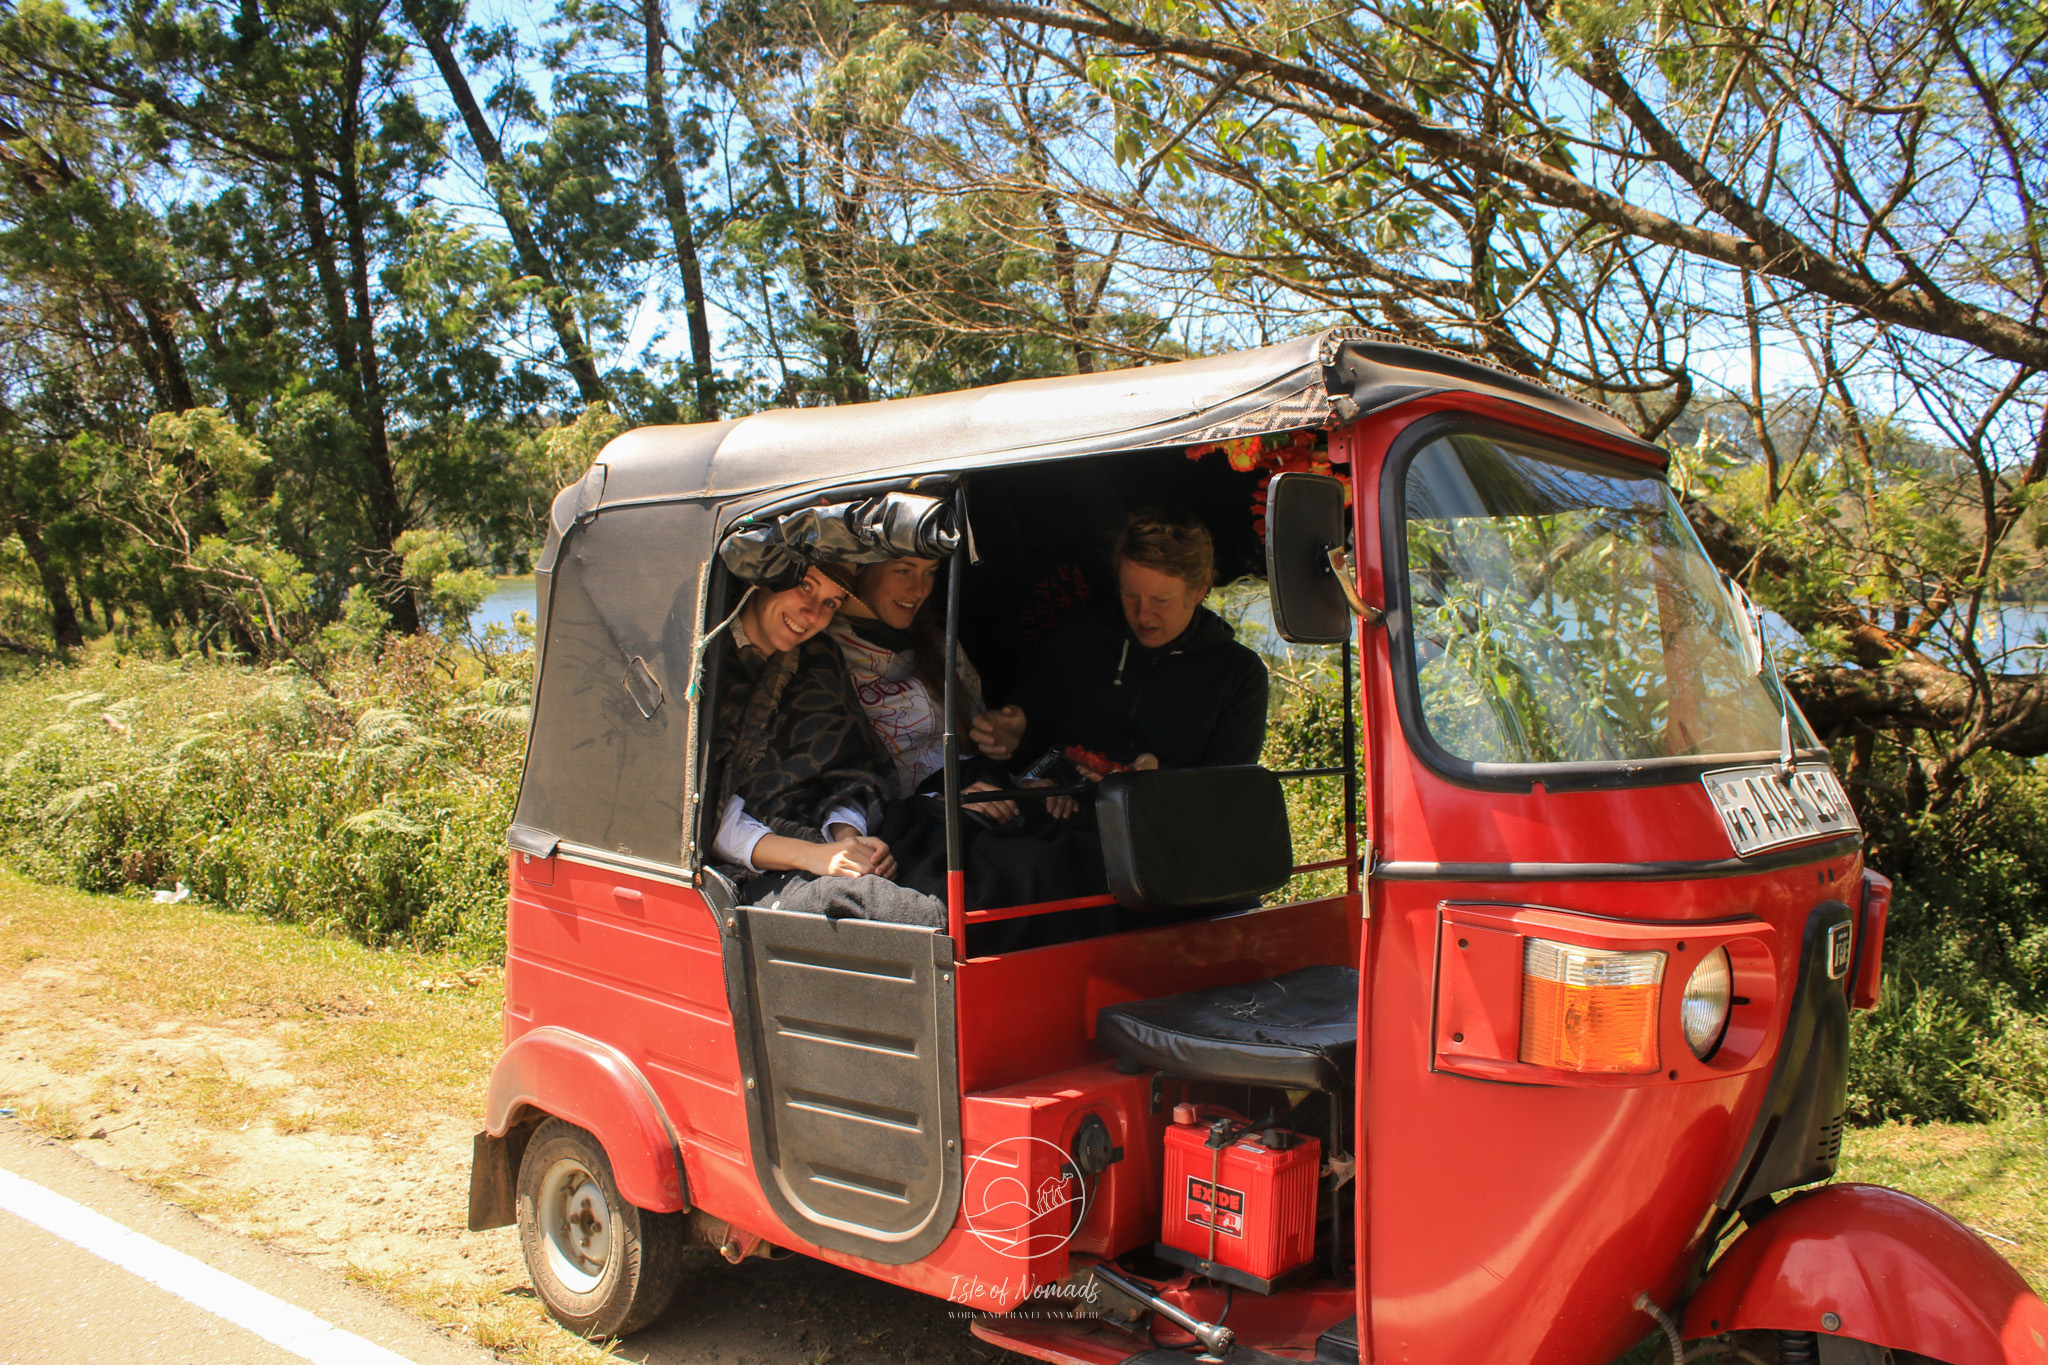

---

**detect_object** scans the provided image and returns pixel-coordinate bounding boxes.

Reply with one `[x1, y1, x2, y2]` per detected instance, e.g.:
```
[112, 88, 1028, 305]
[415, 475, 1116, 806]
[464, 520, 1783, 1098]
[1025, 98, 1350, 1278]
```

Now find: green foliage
[1216, 581, 1356, 902]
[1848, 754, 2048, 1123]
[394, 529, 494, 636]
[322, 584, 395, 657]
[0, 646, 527, 956]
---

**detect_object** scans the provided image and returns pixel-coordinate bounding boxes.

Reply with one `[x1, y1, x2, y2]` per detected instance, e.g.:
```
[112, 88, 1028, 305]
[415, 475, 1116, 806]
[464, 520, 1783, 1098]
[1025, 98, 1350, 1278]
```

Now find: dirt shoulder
[0, 871, 1005, 1365]
[0, 871, 2039, 1365]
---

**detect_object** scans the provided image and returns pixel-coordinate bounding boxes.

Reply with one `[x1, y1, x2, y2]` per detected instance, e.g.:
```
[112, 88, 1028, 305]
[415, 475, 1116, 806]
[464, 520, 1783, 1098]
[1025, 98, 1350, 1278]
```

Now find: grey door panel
[722, 907, 962, 1263]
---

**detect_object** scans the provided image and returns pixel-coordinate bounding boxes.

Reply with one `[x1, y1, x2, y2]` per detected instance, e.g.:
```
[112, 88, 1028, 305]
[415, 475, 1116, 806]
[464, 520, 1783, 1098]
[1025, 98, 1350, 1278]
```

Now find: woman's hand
[753, 830, 896, 880]
[816, 835, 895, 880]
[962, 781, 1019, 824]
[1021, 778, 1079, 821]
[969, 705, 1027, 760]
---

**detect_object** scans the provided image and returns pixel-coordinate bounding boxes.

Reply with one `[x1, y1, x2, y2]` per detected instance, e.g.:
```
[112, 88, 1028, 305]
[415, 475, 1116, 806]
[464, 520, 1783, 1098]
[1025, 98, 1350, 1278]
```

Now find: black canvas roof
[570, 327, 1649, 522]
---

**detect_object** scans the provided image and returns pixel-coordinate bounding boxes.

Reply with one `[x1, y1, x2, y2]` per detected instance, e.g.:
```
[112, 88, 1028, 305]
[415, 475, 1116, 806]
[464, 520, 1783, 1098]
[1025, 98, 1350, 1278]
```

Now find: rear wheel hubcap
[538, 1158, 612, 1293]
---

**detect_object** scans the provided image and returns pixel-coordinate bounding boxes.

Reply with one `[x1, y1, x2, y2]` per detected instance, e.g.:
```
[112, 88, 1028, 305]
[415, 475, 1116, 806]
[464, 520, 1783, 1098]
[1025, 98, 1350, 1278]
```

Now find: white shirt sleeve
[820, 806, 868, 837]
[711, 795, 771, 873]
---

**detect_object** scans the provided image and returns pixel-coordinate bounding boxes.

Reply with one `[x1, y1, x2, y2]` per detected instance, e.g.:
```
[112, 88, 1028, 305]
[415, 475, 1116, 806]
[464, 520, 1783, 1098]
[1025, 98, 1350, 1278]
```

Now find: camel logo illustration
[961, 1135, 1086, 1257]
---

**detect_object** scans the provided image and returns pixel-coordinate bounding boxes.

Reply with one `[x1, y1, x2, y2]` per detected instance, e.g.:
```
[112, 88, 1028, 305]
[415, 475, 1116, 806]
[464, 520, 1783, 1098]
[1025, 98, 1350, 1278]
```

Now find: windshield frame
[1379, 414, 1826, 793]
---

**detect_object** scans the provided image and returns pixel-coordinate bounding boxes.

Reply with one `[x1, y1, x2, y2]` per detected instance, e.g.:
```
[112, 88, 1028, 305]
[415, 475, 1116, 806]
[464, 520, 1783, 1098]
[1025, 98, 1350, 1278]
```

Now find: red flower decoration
[1186, 428, 1351, 536]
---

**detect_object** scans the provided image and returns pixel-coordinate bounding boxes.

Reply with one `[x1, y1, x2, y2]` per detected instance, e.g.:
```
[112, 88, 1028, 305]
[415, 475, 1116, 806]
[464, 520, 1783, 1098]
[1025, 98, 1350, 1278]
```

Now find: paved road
[0, 1123, 492, 1365]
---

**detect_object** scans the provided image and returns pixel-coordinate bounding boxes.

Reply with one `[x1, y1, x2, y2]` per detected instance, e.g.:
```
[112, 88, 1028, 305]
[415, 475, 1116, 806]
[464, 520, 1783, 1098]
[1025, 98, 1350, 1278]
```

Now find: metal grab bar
[962, 892, 1119, 925]
[955, 783, 1092, 804]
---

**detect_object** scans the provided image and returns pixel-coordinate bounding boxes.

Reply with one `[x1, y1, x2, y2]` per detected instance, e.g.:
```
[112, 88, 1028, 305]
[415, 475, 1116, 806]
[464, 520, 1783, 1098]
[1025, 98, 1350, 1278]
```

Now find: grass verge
[0, 869, 621, 1364]
[0, 868, 500, 1128]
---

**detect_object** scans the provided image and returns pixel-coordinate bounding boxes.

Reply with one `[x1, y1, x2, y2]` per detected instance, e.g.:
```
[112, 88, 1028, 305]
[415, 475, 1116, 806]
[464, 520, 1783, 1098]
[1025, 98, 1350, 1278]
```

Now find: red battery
[1158, 1112, 1321, 1291]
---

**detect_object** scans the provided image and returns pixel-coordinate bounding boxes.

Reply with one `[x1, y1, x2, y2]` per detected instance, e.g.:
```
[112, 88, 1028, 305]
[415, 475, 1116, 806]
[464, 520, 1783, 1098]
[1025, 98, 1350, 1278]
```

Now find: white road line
[0, 1165, 418, 1365]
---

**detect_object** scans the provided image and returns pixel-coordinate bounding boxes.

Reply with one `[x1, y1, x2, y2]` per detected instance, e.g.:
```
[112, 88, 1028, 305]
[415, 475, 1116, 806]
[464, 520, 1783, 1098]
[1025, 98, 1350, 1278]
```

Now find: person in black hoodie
[970, 508, 1268, 795]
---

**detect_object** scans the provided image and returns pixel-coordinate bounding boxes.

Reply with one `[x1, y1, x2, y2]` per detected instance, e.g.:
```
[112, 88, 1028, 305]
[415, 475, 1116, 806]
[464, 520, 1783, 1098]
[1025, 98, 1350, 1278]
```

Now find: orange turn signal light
[1520, 939, 1666, 1074]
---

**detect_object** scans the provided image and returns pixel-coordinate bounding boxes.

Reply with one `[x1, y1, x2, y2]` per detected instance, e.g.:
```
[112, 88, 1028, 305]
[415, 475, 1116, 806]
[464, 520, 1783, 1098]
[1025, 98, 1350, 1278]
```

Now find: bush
[0, 639, 527, 957]
[1848, 755, 2048, 1124]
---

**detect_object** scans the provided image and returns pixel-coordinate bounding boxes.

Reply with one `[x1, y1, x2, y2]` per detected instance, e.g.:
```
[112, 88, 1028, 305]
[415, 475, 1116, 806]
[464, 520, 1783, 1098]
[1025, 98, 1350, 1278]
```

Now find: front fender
[1683, 1183, 2048, 1365]
[484, 1026, 688, 1214]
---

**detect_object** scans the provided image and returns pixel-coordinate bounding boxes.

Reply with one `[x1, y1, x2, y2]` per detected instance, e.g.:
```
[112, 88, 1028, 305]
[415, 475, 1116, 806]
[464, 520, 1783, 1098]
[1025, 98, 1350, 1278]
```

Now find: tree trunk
[1845, 725, 1876, 821]
[298, 165, 359, 382]
[337, 27, 419, 633]
[139, 299, 197, 413]
[642, 0, 720, 420]
[14, 516, 84, 649]
[401, 0, 611, 406]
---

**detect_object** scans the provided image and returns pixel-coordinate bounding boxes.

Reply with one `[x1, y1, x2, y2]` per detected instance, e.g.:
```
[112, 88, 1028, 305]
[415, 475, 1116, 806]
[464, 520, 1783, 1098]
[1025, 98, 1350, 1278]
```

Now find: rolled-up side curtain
[719, 491, 960, 589]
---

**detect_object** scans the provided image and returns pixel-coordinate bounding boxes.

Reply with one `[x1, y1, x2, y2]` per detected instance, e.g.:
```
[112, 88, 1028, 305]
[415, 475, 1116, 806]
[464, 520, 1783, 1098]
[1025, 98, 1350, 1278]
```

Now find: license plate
[1702, 762, 1858, 857]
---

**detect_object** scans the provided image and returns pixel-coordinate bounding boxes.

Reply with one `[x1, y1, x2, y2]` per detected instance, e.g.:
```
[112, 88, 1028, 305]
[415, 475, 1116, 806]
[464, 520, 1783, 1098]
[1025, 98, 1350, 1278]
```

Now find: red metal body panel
[505, 849, 1360, 1313]
[483, 1022, 688, 1212]
[1681, 1184, 2048, 1365]
[1851, 869, 1892, 1011]
[503, 854, 756, 1218]
[955, 895, 1360, 1092]
[1344, 400, 1872, 1365]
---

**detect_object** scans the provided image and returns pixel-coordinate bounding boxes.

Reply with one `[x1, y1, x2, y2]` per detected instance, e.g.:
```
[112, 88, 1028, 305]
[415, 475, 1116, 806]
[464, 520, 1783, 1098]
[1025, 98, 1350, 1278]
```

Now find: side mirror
[1265, 471, 1366, 644]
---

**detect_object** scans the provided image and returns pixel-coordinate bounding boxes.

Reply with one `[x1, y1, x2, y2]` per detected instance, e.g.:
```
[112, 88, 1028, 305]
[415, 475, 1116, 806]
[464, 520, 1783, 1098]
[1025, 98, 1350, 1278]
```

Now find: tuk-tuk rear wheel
[516, 1117, 685, 1338]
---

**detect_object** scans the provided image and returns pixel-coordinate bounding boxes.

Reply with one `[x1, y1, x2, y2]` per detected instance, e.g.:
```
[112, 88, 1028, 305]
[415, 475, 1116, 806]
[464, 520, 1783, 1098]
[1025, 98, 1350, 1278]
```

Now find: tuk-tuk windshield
[1401, 430, 1794, 767]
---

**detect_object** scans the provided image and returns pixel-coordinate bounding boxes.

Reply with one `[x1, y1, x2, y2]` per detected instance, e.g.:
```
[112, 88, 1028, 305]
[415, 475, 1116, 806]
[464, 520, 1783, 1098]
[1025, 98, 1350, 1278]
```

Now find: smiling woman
[707, 567, 904, 890]
[827, 556, 996, 802]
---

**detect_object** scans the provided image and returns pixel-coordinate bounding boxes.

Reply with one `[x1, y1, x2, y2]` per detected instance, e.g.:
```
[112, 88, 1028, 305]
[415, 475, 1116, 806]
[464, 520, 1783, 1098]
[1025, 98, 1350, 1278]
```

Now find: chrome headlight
[1680, 947, 1734, 1060]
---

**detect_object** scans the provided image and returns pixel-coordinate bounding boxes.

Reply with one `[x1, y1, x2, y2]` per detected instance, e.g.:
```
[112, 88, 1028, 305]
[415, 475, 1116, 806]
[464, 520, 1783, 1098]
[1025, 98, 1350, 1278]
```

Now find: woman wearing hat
[706, 565, 943, 925]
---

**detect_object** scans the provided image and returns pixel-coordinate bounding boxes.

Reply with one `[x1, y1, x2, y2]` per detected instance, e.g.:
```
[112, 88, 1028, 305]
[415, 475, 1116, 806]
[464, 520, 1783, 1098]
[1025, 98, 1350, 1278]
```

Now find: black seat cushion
[1095, 965, 1359, 1092]
[1096, 766, 1293, 913]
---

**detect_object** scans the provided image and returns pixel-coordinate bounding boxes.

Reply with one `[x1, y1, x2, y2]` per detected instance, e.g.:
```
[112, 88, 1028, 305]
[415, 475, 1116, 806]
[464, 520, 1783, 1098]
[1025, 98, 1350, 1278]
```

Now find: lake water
[473, 576, 536, 634]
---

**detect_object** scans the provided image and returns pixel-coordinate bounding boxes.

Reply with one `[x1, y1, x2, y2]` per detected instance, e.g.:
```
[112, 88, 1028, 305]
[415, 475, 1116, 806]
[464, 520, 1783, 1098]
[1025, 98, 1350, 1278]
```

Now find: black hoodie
[1006, 601, 1269, 770]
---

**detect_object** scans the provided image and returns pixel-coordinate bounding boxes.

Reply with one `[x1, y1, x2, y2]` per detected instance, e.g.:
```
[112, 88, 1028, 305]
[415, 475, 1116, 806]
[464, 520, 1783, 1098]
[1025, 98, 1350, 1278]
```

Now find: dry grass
[345, 1261, 625, 1364]
[14, 1097, 82, 1141]
[0, 869, 502, 1135]
[0, 869, 621, 1362]
[144, 1169, 262, 1217]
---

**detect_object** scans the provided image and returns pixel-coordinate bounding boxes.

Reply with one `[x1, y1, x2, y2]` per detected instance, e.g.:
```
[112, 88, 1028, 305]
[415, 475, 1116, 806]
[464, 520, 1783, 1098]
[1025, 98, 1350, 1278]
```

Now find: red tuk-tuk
[469, 329, 2048, 1365]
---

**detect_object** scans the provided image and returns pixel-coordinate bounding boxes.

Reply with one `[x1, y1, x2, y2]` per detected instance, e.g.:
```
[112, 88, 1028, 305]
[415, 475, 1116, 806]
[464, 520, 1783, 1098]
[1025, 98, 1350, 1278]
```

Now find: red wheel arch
[484, 1026, 689, 1214]
[1683, 1183, 2048, 1365]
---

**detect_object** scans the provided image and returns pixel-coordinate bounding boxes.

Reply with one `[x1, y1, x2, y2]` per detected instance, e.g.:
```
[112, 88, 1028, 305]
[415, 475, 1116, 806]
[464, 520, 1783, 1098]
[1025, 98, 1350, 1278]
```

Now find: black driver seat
[1089, 768, 1357, 1090]
[1095, 964, 1359, 1092]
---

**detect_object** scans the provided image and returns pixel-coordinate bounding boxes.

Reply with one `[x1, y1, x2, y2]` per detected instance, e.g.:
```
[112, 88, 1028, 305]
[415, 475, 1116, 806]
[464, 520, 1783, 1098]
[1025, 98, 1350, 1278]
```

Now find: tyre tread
[516, 1116, 686, 1339]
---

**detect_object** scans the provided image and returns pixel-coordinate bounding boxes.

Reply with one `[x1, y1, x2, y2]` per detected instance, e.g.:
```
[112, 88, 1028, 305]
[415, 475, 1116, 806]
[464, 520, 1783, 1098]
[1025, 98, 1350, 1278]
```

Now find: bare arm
[752, 832, 898, 880]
